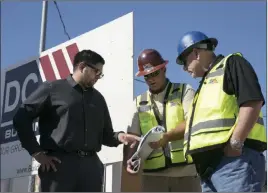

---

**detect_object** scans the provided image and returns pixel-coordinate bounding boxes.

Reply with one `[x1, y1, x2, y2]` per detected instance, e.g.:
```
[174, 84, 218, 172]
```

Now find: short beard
[149, 79, 168, 94]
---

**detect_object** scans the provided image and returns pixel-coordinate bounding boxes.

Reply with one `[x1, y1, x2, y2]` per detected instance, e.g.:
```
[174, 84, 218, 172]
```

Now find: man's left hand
[118, 133, 141, 148]
[224, 141, 242, 157]
[149, 133, 169, 149]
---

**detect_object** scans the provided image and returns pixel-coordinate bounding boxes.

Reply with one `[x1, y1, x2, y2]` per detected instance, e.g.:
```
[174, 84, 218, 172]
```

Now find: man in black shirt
[173, 31, 266, 192]
[13, 49, 140, 192]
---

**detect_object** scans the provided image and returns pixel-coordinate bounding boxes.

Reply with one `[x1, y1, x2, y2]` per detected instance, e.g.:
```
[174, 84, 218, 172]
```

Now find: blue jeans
[201, 147, 266, 192]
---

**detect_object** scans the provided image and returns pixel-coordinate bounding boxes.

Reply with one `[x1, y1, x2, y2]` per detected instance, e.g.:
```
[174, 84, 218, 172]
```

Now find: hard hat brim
[135, 60, 168, 77]
[208, 38, 218, 48]
[176, 37, 218, 65]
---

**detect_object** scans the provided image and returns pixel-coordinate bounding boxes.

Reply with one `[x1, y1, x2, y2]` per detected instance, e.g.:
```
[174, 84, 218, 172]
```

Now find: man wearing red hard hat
[124, 48, 201, 192]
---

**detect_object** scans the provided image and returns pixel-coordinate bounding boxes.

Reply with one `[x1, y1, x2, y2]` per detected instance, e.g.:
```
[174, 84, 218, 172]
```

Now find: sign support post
[28, 1, 48, 192]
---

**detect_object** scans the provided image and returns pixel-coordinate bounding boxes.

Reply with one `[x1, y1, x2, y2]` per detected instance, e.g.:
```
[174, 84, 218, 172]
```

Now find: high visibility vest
[184, 53, 267, 160]
[136, 82, 189, 172]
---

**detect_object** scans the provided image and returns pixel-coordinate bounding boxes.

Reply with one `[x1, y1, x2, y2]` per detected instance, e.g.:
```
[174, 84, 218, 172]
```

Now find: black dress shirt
[13, 75, 122, 155]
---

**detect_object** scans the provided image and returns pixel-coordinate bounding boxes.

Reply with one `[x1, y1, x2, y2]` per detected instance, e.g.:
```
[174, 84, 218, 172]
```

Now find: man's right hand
[126, 158, 140, 174]
[33, 152, 61, 172]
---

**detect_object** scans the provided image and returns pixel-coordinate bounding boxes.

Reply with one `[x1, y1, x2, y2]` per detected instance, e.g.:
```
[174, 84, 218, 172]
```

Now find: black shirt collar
[67, 74, 78, 87]
[67, 74, 94, 92]
[203, 54, 225, 78]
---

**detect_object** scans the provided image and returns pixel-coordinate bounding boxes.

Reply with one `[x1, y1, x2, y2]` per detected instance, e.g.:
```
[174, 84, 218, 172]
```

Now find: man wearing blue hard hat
[175, 31, 266, 192]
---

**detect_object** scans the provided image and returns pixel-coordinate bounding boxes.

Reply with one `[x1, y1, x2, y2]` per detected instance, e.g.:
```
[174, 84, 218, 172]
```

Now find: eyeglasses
[178, 51, 191, 66]
[177, 58, 187, 66]
[85, 63, 104, 79]
[178, 44, 210, 66]
[144, 70, 160, 80]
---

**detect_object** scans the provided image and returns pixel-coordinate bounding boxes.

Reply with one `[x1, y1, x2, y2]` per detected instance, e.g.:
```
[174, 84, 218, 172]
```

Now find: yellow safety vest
[136, 82, 189, 172]
[184, 53, 267, 160]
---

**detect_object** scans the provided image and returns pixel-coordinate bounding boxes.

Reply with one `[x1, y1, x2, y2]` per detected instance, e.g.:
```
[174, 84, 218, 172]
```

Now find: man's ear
[78, 62, 85, 73]
[193, 48, 202, 60]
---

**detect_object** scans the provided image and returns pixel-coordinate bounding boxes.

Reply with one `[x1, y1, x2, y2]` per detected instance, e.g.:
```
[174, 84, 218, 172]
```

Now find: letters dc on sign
[1, 60, 42, 125]
[1, 60, 42, 179]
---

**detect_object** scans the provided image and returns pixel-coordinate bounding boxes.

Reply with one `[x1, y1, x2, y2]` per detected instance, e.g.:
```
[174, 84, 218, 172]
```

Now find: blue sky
[2, 1, 267, 117]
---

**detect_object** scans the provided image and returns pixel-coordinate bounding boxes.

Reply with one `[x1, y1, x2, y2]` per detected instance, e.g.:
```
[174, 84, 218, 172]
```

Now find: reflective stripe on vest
[137, 83, 189, 171]
[184, 53, 267, 157]
[184, 117, 264, 140]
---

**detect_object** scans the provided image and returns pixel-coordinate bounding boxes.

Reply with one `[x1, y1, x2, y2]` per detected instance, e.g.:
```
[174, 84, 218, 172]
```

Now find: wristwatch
[229, 138, 244, 151]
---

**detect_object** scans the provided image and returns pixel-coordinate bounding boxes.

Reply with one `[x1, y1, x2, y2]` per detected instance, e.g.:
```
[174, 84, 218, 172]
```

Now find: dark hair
[73, 49, 105, 69]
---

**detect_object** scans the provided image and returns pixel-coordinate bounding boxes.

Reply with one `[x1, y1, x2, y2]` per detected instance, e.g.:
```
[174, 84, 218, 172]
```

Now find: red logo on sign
[39, 43, 79, 81]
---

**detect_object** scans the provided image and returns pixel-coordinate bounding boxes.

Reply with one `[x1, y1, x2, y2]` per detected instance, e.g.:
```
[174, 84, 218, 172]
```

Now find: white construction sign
[0, 12, 134, 180]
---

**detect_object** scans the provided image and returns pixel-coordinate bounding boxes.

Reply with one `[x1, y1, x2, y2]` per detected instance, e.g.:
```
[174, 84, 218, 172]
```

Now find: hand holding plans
[128, 126, 165, 173]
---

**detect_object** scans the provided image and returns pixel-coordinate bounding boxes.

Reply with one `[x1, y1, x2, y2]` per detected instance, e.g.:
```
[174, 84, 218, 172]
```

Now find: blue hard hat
[176, 31, 218, 65]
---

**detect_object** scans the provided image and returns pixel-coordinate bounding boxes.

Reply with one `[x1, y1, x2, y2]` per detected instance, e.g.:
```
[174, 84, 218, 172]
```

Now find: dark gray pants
[38, 152, 104, 192]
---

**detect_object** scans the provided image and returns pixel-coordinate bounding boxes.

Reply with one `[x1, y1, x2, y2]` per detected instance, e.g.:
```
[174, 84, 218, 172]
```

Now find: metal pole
[39, 1, 48, 54]
[28, 2, 48, 192]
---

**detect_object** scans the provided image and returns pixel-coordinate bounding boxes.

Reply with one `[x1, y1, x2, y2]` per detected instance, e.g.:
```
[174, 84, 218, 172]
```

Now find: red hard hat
[136, 49, 168, 77]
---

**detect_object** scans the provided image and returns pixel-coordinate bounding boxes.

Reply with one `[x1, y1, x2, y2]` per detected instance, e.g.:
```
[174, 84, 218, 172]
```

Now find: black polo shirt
[13, 75, 122, 156]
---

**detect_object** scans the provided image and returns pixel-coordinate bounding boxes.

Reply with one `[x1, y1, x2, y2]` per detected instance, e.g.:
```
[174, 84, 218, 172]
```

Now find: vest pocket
[147, 151, 163, 160]
[199, 83, 221, 109]
[169, 140, 183, 152]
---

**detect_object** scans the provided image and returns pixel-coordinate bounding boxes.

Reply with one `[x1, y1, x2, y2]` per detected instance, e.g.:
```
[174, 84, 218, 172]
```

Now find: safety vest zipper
[185, 75, 209, 158]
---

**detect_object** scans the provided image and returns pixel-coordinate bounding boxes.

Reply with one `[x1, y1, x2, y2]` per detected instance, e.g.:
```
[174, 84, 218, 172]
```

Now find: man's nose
[146, 77, 155, 82]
